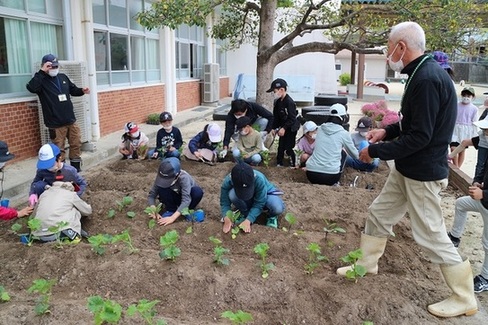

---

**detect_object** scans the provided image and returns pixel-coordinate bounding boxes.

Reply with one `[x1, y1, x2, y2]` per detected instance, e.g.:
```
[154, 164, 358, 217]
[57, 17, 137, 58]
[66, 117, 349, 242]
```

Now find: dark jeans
[156, 186, 203, 212]
[474, 147, 488, 184]
[276, 129, 297, 166]
[306, 151, 347, 185]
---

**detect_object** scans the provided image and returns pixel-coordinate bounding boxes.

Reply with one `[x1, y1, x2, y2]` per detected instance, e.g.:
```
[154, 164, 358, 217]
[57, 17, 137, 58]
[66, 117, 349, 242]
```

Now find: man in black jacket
[222, 99, 274, 153]
[26, 54, 90, 172]
[336, 22, 477, 318]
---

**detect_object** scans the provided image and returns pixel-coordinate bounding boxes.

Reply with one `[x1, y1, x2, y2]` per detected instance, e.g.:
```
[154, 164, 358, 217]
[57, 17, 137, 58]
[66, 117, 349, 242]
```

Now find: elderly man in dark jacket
[336, 21, 477, 318]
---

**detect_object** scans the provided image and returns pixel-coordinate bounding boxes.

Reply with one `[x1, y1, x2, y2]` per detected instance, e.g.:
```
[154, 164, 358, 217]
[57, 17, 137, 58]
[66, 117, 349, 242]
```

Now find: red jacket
[0, 206, 18, 221]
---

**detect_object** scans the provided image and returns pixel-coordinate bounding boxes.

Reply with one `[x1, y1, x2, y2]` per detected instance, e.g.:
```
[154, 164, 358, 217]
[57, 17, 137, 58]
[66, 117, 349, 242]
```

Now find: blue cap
[37, 143, 60, 169]
[41, 54, 59, 67]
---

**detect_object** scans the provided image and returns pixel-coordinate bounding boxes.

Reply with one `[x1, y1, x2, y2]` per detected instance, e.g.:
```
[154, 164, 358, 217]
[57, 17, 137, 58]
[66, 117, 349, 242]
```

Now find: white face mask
[48, 69, 59, 77]
[234, 114, 244, 119]
[387, 43, 405, 72]
[462, 97, 471, 104]
[131, 131, 140, 138]
[360, 131, 368, 137]
[273, 91, 281, 99]
[310, 134, 317, 140]
[240, 130, 249, 136]
[163, 125, 172, 131]
[48, 163, 60, 172]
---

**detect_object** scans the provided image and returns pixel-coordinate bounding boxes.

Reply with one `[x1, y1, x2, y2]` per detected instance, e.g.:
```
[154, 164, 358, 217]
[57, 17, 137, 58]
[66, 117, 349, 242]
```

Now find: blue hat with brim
[37, 143, 60, 169]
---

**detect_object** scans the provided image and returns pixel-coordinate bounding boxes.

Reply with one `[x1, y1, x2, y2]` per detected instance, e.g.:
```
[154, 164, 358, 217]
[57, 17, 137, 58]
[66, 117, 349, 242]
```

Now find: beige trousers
[365, 166, 462, 265]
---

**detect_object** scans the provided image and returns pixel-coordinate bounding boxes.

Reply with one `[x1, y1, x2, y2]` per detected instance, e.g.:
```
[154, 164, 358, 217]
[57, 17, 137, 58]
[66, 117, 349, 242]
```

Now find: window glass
[27, 0, 46, 13]
[93, 0, 106, 24]
[130, 36, 144, 70]
[94, 31, 109, 71]
[31, 22, 63, 64]
[129, 0, 143, 31]
[110, 33, 128, 70]
[146, 38, 159, 70]
[0, 18, 29, 74]
[109, 0, 127, 28]
[0, 0, 24, 10]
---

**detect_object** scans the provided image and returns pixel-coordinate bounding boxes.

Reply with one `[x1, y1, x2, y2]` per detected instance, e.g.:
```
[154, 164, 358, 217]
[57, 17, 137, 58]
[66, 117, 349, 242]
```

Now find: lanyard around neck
[400, 55, 430, 109]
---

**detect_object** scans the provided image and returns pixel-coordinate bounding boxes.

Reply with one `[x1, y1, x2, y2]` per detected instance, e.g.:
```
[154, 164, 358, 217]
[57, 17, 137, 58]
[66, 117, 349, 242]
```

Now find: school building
[0, 0, 230, 162]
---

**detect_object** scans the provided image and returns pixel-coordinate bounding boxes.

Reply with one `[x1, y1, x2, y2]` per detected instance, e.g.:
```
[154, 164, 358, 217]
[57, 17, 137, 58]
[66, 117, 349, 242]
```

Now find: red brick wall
[98, 85, 165, 136]
[176, 80, 201, 111]
[220, 76, 230, 98]
[0, 101, 42, 162]
[1, 78, 231, 162]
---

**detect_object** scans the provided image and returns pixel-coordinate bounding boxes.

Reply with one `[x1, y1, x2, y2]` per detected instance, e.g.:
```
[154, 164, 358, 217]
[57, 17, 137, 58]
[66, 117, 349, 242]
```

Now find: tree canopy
[136, 0, 486, 104]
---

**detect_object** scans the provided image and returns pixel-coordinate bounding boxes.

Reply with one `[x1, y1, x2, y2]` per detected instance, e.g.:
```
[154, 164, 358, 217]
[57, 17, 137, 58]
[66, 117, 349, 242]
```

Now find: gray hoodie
[306, 122, 358, 174]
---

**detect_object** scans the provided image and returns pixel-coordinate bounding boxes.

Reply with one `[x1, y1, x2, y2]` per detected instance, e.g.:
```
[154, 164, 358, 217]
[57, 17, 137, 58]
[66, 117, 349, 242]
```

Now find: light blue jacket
[306, 122, 358, 174]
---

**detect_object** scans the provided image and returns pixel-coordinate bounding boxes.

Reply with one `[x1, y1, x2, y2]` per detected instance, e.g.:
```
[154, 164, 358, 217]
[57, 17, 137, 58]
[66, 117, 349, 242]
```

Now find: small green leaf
[185, 226, 193, 234]
[11, 223, 22, 233]
[148, 219, 156, 229]
[126, 211, 136, 218]
[107, 209, 116, 218]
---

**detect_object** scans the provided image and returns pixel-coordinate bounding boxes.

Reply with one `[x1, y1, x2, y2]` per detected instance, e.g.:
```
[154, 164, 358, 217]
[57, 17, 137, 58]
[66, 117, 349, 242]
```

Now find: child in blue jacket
[29, 143, 87, 206]
[183, 123, 222, 163]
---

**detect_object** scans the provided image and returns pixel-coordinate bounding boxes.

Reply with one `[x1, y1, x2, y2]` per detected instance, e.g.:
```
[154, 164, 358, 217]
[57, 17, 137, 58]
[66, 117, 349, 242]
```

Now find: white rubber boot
[337, 233, 387, 276]
[428, 259, 478, 317]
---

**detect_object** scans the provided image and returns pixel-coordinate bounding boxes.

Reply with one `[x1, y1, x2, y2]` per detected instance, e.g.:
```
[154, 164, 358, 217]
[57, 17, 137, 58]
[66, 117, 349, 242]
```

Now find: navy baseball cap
[231, 163, 255, 201]
[42, 54, 59, 67]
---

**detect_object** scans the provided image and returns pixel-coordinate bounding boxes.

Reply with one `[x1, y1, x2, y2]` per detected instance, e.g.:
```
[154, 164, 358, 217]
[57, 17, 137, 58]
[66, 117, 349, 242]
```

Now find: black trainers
[447, 232, 460, 248]
[474, 274, 488, 293]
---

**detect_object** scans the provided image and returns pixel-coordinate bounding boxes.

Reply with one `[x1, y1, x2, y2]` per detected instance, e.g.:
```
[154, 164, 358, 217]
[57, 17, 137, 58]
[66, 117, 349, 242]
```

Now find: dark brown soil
[0, 157, 486, 324]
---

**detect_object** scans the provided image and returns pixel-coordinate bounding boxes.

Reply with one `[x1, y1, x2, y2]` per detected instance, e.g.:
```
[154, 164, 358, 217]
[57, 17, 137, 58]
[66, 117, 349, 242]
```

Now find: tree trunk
[255, 1, 277, 110]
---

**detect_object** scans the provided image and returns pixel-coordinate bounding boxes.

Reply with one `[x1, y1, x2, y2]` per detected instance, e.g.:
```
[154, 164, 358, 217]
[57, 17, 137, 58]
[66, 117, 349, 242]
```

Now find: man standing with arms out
[27, 54, 90, 172]
[336, 22, 477, 318]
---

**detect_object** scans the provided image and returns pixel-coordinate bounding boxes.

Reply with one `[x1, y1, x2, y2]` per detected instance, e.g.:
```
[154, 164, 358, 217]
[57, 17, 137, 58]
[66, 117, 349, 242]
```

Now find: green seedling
[11, 223, 22, 234]
[126, 211, 136, 219]
[323, 218, 345, 247]
[181, 207, 195, 234]
[113, 229, 138, 254]
[0, 286, 10, 302]
[47, 221, 70, 247]
[304, 242, 328, 275]
[282, 212, 297, 232]
[293, 148, 303, 167]
[323, 218, 346, 239]
[87, 295, 123, 325]
[116, 196, 133, 212]
[340, 249, 367, 282]
[127, 299, 167, 325]
[254, 243, 274, 279]
[260, 150, 271, 167]
[27, 278, 56, 315]
[225, 210, 243, 239]
[144, 203, 163, 217]
[221, 310, 253, 324]
[148, 219, 156, 229]
[26, 218, 42, 246]
[88, 234, 114, 255]
[209, 236, 230, 266]
[107, 209, 116, 218]
[159, 230, 181, 261]
[363, 321, 374, 325]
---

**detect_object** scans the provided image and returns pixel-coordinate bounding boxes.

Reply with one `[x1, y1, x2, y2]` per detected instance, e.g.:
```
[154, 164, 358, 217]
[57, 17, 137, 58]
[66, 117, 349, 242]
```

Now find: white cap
[207, 123, 222, 142]
[303, 121, 318, 134]
[330, 103, 347, 120]
[474, 119, 488, 129]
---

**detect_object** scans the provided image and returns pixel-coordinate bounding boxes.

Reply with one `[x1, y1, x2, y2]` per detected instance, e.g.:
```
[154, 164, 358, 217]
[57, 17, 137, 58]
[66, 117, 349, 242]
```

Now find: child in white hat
[296, 121, 317, 168]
